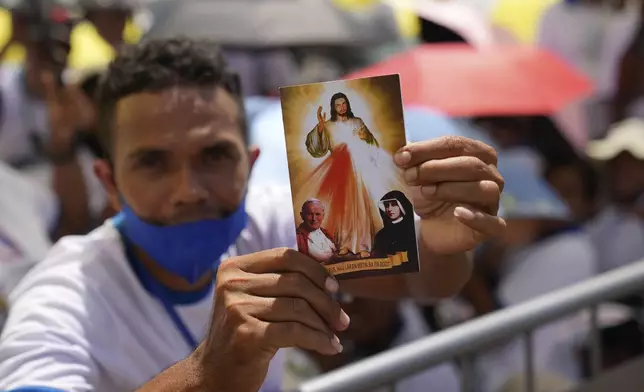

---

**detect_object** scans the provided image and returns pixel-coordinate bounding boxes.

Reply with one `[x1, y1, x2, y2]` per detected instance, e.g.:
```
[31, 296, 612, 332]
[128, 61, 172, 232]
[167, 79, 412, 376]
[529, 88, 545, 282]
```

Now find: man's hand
[395, 136, 506, 254]
[194, 248, 349, 392]
[41, 71, 94, 156]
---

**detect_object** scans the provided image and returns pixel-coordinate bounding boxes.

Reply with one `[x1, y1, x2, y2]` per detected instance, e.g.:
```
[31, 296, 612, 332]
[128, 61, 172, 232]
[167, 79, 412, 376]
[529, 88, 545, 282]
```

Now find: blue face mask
[117, 201, 248, 284]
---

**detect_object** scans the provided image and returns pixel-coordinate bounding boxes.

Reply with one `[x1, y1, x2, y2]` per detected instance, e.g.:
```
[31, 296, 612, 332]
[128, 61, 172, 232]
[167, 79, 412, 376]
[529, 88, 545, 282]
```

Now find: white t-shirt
[586, 206, 644, 272]
[0, 162, 58, 326]
[0, 186, 297, 392]
[475, 230, 599, 392]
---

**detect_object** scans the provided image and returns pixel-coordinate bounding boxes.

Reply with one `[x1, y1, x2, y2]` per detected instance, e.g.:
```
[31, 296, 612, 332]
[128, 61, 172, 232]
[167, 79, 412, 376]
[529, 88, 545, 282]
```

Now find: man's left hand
[395, 136, 506, 254]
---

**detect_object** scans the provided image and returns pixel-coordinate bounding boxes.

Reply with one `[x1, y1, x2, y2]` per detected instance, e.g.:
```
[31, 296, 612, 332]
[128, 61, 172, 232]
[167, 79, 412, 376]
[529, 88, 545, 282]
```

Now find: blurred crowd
[1, 0, 644, 391]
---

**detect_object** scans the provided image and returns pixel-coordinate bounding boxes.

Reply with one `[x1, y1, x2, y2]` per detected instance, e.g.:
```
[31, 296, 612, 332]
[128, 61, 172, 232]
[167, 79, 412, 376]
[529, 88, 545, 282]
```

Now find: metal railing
[296, 259, 644, 392]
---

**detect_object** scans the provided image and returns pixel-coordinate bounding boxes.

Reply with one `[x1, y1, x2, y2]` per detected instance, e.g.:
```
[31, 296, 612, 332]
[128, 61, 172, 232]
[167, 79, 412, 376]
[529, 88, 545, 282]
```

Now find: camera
[5, 0, 78, 85]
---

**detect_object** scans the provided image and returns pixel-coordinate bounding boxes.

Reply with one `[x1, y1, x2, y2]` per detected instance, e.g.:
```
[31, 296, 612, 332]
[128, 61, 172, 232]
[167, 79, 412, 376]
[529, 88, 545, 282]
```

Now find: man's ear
[248, 145, 261, 172]
[93, 159, 121, 212]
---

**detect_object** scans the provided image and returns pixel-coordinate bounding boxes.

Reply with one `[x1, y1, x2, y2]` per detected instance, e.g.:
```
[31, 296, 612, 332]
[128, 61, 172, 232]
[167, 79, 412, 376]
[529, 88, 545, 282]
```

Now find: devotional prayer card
[279, 74, 420, 279]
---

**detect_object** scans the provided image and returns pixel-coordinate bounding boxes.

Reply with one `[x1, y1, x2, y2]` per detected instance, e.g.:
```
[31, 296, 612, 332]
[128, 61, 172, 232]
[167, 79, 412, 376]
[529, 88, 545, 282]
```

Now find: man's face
[334, 98, 348, 116]
[385, 201, 401, 220]
[301, 202, 325, 231]
[95, 86, 258, 225]
[609, 152, 644, 205]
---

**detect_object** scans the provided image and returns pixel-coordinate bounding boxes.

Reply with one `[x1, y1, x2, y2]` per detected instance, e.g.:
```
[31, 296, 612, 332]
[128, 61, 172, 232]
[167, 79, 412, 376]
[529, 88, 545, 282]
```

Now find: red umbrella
[345, 43, 594, 117]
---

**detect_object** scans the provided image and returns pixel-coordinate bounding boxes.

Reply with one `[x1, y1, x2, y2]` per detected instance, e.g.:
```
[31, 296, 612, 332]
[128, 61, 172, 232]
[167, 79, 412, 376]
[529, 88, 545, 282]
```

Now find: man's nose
[172, 167, 209, 206]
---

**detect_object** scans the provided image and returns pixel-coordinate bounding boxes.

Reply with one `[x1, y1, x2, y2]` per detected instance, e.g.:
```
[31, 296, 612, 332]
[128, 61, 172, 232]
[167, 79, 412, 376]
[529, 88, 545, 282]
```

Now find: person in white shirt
[463, 149, 598, 391]
[0, 38, 506, 391]
[0, 161, 58, 329]
[0, 7, 106, 226]
[586, 118, 644, 272]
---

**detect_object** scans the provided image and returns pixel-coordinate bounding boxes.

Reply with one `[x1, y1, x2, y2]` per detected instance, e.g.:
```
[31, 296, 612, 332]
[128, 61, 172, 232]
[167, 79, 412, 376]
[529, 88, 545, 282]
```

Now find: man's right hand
[194, 248, 349, 392]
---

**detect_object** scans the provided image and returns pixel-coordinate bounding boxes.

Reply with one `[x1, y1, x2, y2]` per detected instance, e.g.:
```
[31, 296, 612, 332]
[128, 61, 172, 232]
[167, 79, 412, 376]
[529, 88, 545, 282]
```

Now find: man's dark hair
[96, 38, 246, 159]
[329, 92, 355, 121]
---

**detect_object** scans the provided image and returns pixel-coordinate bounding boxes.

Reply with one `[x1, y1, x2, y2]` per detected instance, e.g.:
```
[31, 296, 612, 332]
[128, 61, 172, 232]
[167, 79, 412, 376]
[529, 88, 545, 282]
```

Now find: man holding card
[0, 38, 505, 392]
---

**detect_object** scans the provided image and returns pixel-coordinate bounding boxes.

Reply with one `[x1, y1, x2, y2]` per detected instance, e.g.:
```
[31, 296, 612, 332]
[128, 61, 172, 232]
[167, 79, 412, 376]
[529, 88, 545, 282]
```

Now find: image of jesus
[302, 92, 405, 258]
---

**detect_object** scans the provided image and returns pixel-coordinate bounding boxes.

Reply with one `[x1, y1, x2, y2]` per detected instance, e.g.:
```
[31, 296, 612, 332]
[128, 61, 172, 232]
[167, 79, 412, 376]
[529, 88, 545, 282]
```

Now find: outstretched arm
[305, 121, 332, 158]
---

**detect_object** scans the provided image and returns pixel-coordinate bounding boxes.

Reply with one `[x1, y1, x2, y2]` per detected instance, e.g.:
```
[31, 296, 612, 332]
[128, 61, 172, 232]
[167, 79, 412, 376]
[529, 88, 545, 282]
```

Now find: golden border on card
[324, 251, 409, 275]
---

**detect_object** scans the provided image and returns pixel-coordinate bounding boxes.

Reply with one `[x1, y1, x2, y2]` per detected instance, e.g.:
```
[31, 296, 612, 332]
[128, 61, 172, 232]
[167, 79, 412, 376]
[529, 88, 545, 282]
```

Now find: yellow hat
[587, 118, 644, 161]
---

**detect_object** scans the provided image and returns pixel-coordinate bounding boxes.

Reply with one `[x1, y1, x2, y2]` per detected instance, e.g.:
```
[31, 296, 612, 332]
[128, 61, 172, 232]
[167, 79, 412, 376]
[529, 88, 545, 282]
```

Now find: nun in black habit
[372, 190, 418, 264]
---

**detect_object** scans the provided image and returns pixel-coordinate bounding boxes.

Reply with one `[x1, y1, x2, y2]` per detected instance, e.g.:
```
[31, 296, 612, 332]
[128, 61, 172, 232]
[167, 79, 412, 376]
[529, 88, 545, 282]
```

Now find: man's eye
[136, 153, 165, 169]
[203, 147, 232, 164]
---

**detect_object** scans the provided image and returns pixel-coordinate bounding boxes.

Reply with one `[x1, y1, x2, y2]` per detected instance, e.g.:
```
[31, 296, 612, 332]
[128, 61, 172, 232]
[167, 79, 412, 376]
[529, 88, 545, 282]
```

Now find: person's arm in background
[41, 73, 91, 238]
[459, 242, 507, 316]
[459, 271, 498, 316]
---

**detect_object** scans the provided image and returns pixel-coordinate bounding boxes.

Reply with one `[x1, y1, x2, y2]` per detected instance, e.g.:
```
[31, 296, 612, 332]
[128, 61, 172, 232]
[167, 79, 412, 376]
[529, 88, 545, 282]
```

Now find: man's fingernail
[331, 335, 344, 353]
[454, 206, 475, 220]
[421, 185, 437, 196]
[403, 168, 418, 183]
[395, 150, 411, 166]
[339, 309, 351, 328]
[325, 277, 339, 293]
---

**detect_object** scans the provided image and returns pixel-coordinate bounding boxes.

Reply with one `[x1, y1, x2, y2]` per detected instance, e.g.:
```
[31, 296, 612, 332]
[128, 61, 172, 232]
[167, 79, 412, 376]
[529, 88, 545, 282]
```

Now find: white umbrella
[144, 0, 401, 48]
